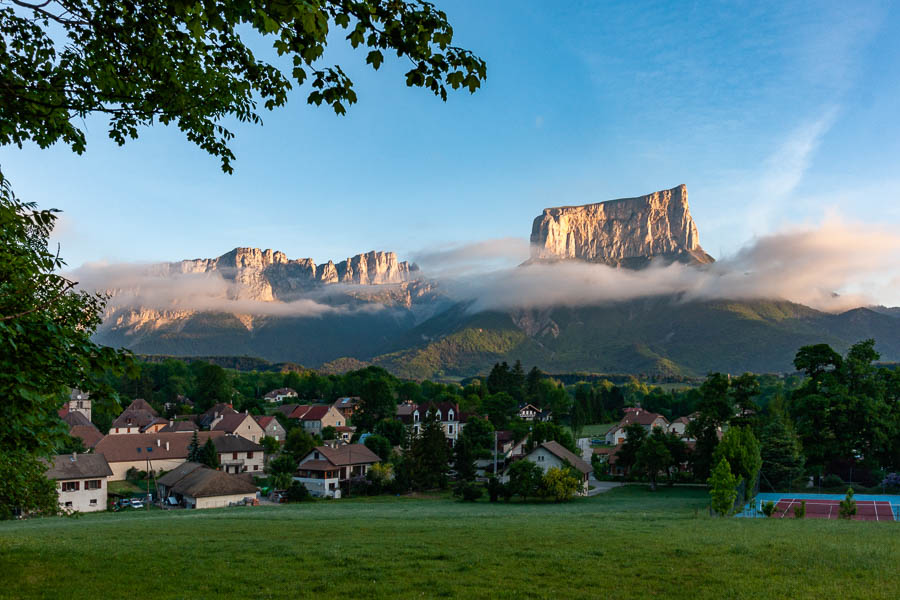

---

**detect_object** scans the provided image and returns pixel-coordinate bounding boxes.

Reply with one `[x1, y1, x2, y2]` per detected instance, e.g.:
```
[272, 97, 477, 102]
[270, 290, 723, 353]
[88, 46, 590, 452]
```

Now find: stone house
[46, 453, 113, 513]
[253, 415, 287, 442]
[109, 398, 160, 435]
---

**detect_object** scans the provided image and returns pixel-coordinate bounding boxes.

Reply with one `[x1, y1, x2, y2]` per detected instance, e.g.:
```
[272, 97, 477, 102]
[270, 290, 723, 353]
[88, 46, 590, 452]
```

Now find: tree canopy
[2, 0, 486, 173]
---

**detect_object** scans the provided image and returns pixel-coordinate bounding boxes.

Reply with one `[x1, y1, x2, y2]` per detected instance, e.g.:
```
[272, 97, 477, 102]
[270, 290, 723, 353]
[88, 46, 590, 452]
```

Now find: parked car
[117, 498, 132, 508]
[130, 499, 144, 509]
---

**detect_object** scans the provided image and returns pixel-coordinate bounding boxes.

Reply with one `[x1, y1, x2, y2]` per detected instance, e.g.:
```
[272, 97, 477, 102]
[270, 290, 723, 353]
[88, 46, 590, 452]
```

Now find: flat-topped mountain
[529, 185, 715, 268]
[175, 247, 415, 301]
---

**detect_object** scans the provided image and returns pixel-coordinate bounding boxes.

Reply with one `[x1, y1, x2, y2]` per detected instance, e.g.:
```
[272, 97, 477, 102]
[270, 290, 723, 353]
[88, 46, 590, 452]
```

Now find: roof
[70, 425, 104, 449]
[198, 403, 237, 428]
[45, 454, 113, 480]
[62, 411, 93, 428]
[156, 461, 205, 488]
[142, 417, 170, 431]
[297, 460, 337, 472]
[275, 404, 299, 418]
[212, 412, 257, 433]
[309, 444, 380, 467]
[537, 441, 593, 475]
[124, 398, 158, 416]
[671, 416, 691, 425]
[617, 408, 669, 429]
[263, 387, 297, 399]
[212, 435, 263, 453]
[95, 432, 225, 463]
[254, 415, 279, 429]
[297, 405, 330, 421]
[517, 403, 541, 413]
[171, 468, 258, 498]
[110, 409, 158, 430]
[159, 420, 199, 433]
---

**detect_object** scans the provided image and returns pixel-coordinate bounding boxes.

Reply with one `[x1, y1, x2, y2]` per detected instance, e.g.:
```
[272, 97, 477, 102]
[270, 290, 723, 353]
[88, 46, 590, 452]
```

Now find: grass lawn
[2, 486, 899, 599]
[568, 422, 617, 440]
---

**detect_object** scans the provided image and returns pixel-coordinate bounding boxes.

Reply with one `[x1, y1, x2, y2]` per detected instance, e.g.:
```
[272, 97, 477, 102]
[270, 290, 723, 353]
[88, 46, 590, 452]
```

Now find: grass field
[568, 422, 617, 440]
[2, 486, 899, 599]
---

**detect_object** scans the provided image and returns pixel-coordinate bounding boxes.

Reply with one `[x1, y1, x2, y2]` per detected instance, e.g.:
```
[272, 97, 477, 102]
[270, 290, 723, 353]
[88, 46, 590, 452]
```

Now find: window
[247, 452, 254, 459]
[537, 455, 544, 462]
[314, 451, 320, 459]
[115, 428, 119, 433]
[448, 425, 454, 434]
[254, 465, 259, 471]
[85, 480, 101, 490]
[233, 452, 238, 460]
[64, 501, 73, 508]
[61, 481, 79, 492]
[147, 447, 153, 452]
[136, 447, 141, 453]
[89, 499, 97, 506]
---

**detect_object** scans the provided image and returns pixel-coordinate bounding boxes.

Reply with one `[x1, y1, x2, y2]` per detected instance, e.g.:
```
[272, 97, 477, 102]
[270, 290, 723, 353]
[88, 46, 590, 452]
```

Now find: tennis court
[737, 492, 900, 520]
[771, 498, 893, 521]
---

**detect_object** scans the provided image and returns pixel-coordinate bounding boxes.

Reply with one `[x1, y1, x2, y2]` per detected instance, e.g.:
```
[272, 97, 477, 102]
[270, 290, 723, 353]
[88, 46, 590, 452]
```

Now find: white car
[130, 499, 144, 509]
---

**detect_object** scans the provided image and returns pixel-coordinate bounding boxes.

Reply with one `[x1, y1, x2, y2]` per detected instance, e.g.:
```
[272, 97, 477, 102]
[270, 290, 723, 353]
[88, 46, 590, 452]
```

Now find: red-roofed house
[604, 408, 670, 445]
[289, 405, 345, 434]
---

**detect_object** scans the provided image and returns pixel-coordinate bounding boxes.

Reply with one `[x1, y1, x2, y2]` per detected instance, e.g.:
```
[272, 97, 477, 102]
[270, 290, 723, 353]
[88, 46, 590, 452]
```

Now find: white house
[604, 408, 670, 445]
[213, 435, 265, 475]
[263, 387, 298, 404]
[396, 401, 460, 445]
[46, 453, 112, 513]
[506, 441, 593, 495]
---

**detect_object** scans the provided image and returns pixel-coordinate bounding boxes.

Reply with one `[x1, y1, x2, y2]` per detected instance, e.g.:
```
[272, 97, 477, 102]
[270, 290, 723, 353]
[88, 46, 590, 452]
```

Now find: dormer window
[448, 410, 454, 420]
[413, 411, 419, 422]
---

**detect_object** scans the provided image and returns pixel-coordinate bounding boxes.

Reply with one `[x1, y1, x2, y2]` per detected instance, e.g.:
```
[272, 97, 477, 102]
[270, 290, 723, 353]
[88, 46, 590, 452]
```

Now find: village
[51, 385, 706, 513]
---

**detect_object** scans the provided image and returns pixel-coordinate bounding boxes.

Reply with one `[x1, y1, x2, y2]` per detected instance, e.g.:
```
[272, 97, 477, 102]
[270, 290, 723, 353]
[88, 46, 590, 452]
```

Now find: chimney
[169, 420, 174, 427]
[157, 438, 161, 447]
[71, 452, 77, 462]
[165, 442, 170, 451]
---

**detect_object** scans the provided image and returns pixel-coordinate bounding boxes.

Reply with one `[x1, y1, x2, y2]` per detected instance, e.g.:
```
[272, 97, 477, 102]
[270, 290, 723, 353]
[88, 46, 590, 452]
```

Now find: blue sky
[3, 0, 898, 271]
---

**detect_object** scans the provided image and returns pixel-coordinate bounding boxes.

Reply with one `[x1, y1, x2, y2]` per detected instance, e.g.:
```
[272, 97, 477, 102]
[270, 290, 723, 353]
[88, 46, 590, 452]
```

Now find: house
[212, 435, 265, 474]
[332, 397, 360, 419]
[517, 403, 541, 421]
[604, 408, 670, 445]
[157, 462, 257, 509]
[63, 388, 92, 421]
[334, 426, 355, 442]
[163, 394, 193, 413]
[94, 431, 225, 480]
[510, 441, 593, 495]
[197, 403, 237, 430]
[60, 410, 104, 449]
[46, 453, 113, 513]
[212, 412, 265, 443]
[537, 408, 553, 423]
[109, 398, 160, 434]
[263, 387, 298, 404]
[668, 416, 692, 439]
[253, 415, 286, 442]
[289, 405, 345, 433]
[275, 403, 300, 419]
[294, 444, 380, 498]
[395, 402, 460, 445]
[159, 419, 199, 433]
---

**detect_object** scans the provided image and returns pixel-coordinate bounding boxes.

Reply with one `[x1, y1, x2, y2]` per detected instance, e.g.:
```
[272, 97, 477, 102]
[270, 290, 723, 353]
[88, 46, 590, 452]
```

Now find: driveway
[588, 477, 622, 496]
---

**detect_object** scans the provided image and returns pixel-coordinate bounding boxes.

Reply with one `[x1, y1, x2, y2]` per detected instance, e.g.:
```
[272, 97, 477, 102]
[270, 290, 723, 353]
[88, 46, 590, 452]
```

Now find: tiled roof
[171, 468, 257, 498]
[212, 435, 263, 453]
[124, 398, 158, 416]
[296, 405, 329, 421]
[70, 425, 104, 448]
[156, 461, 205, 488]
[311, 444, 380, 467]
[275, 404, 299, 418]
[45, 454, 112, 480]
[159, 420, 199, 433]
[95, 432, 224, 463]
[111, 409, 158, 430]
[212, 412, 255, 433]
[61, 411, 93, 428]
[254, 415, 275, 428]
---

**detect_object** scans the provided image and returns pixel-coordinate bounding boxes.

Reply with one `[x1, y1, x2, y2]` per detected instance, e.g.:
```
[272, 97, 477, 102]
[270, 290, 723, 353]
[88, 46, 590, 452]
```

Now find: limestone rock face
[174, 248, 412, 301]
[529, 184, 714, 268]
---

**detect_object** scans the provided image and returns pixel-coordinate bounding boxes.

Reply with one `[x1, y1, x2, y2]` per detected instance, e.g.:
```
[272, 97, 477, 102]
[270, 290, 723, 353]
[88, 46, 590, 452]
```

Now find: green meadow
[2, 487, 898, 599]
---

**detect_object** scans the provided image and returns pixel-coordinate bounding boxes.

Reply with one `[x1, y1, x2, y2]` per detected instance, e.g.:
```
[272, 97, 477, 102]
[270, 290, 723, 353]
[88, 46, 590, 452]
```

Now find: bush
[822, 474, 844, 488]
[882, 473, 900, 490]
[486, 477, 503, 503]
[761, 501, 776, 517]
[793, 500, 806, 519]
[285, 481, 310, 503]
[839, 488, 857, 519]
[453, 481, 483, 502]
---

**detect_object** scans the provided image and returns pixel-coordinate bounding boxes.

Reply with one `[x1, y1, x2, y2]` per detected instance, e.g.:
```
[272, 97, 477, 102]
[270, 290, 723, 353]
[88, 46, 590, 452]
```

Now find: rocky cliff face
[174, 247, 414, 301]
[529, 184, 714, 268]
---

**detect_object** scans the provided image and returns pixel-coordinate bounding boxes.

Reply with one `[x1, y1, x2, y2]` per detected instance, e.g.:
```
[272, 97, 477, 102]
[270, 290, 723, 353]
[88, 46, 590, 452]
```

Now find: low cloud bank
[71, 220, 900, 317]
[415, 220, 900, 313]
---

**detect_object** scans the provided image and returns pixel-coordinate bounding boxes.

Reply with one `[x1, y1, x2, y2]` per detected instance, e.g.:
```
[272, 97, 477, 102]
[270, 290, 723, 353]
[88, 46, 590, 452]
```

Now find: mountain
[92, 186, 900, 377]
[529, 184, 715, 268]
